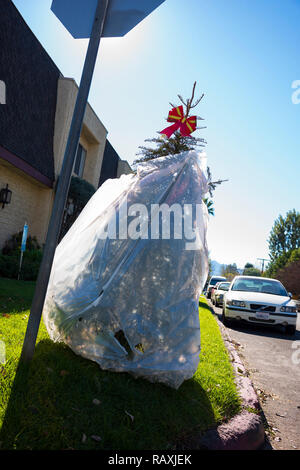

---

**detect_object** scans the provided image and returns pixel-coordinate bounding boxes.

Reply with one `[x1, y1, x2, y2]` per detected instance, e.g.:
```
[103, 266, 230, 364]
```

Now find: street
[211, 301, 300, 450]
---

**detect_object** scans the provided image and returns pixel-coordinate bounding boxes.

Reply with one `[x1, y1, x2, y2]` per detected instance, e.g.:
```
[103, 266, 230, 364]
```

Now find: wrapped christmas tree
[43, 85, 210, 388]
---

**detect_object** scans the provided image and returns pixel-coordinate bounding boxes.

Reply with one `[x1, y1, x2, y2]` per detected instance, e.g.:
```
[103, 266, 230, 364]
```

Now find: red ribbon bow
[160, 105, 197, 139]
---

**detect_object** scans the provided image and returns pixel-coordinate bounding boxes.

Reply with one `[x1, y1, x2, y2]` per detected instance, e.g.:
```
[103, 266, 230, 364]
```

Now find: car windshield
[218, 282, 230, 291]
[231, 278, 288, 296]
[210, 278, 226, 286]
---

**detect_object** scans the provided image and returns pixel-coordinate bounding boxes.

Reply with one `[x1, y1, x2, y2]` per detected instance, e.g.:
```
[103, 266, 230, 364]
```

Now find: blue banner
[21, 224, 28, 252]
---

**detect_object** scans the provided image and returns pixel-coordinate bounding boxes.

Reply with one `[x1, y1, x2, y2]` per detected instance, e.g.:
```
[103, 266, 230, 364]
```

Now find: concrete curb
[197, 302, 266, 450]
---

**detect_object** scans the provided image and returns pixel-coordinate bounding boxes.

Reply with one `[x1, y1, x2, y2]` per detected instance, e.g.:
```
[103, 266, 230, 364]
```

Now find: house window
[74, 144, 87, 178]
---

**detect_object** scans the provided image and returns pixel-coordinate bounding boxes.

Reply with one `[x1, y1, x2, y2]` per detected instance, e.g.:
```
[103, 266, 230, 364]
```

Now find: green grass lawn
[0, 278, 241, 450]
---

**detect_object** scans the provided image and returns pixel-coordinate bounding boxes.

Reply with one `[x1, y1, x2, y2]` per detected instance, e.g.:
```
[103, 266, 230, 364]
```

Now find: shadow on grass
[0, 278, 35, 314]
[199, 299, 212, 313]
[0, 339, 216, 450]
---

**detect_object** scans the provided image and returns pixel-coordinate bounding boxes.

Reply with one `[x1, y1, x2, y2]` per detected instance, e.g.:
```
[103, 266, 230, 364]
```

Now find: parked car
[210, 281, 221, 304]
[206, 276, 227, 299]
[222, 276, 298, 335]
[210, 281, 222, 304]
[211, 281, 231, 307]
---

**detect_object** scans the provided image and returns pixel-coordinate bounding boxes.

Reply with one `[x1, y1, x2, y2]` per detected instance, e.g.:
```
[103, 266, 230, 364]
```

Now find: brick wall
[0, 160, 53, 248]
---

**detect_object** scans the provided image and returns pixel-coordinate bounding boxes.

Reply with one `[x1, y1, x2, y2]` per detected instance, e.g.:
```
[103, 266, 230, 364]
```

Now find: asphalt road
[210, 300, 300, 450]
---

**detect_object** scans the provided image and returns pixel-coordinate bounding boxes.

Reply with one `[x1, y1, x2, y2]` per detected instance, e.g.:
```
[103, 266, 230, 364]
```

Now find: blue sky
[12, 0, 300, 269]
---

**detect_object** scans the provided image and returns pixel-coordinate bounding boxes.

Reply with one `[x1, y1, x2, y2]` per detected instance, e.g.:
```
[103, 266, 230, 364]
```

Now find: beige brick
[0, 160, 53, 249]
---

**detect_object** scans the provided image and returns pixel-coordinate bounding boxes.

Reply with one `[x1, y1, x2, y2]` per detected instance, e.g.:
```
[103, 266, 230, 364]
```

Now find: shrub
[0, 232, 43, 281]
[276, 259, 300, 297]
[0, 253, 19, 279]
[67, 176, 96, 206]
[266, 247, 300, 278]
[0, 250, 43, 281]
[2, 231, 40, 255]
[59, 176, 96, 241]
[243, 267, 261, 276]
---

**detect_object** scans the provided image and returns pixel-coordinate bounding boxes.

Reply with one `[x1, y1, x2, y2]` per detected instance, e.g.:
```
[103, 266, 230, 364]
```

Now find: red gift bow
[160, 105, 197, 139]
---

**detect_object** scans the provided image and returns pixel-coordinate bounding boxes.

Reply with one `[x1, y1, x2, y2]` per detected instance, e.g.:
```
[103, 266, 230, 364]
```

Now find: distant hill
[211, 260, 243, 276]
[211, 260, 223, 276]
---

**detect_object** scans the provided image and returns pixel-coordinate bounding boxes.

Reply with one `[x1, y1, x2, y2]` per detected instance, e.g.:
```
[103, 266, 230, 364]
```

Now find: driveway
[211, 301, 300, 450]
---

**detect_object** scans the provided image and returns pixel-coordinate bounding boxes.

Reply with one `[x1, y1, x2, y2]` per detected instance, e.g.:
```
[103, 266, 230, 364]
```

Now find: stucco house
[0, 0, 131, 249]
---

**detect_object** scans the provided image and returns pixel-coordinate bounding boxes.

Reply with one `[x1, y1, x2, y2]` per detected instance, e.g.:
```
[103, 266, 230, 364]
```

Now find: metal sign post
[20, 0, 166, 364]
[20, 0, 109, 363]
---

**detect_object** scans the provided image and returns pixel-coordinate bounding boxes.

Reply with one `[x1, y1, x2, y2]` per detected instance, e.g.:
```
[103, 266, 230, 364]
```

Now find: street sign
[51, 0, 165, 39]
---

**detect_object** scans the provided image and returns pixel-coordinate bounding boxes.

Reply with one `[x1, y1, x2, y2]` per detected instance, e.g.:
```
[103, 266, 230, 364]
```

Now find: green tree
[134, 131, 206, 164]
[133, 82, 228, 215]
[203, 198, 214, 216]
[268, 209, 300, 261]
[59, 176, 96, 241]
[244, 263, 254, 269]
[289, 247, 300, 263]
[243, 263, 261, 276]
[265, 247, 300, 278]
[208, 256, 213, 279]
[221, 263, 240, 281]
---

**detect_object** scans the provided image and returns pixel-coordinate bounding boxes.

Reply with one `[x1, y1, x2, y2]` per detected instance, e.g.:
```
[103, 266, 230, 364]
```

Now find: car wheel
[285, 325, 296, 336]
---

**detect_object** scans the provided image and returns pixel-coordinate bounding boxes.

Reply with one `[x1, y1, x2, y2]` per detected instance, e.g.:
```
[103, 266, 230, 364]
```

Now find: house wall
[98, 140, 120, 187]
[117, 160, 132, 177]
[54, 77, 108, 188]
[0, 77, 108, 249]
[0, 3, 109, 250]
[0, 159, 53, 248]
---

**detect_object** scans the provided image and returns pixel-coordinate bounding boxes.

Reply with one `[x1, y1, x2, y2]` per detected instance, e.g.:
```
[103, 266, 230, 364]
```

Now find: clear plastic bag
[43, 150, 209, 388]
